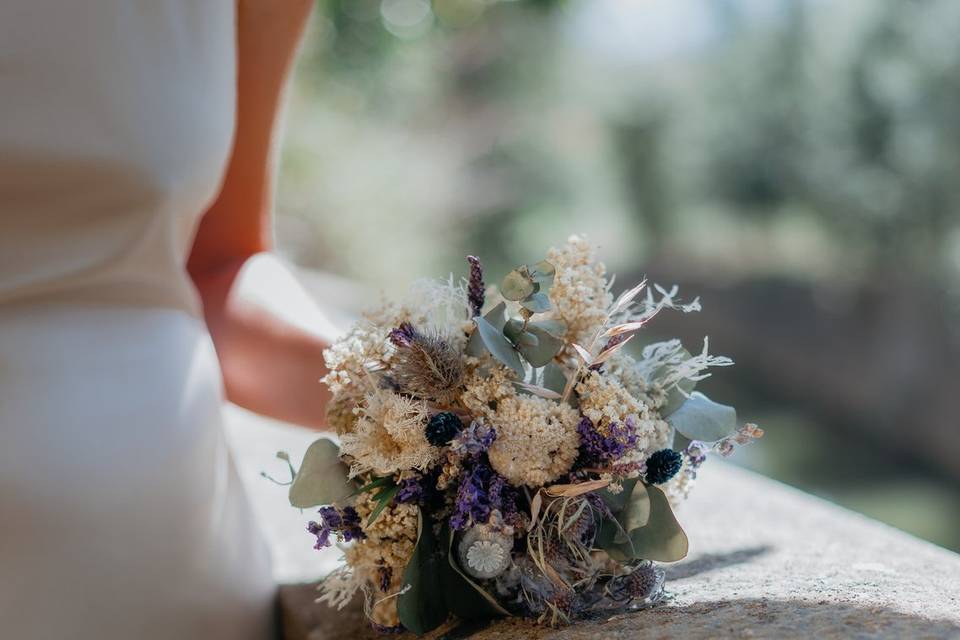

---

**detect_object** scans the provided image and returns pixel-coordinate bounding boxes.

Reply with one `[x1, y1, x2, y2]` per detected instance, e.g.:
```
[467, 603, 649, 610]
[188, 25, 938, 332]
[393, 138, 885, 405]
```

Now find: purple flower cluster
[395, 476, 425, 505]
[449, 457, 518, 531]
[450, 420, 496, 457]
[576, 416, 640, 467]
[307, 506, 365, 550]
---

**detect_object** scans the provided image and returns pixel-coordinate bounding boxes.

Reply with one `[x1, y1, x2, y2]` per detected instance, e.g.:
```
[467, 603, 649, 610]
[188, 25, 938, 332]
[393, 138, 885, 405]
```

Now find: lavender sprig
[467, 255, 485, 317]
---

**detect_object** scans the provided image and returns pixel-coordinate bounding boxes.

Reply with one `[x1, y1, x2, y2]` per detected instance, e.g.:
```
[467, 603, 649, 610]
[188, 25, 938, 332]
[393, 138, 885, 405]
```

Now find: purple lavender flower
[387, 322, 418, 348]
[307, 505, 365, 550]
[450, 420, 496, 457]
[306, 520, 331, 550]
[396, 476, 425, 505]
[576, 416, 640, 467]
[466, 255, 485, 317]
[449, 457, 517, 531]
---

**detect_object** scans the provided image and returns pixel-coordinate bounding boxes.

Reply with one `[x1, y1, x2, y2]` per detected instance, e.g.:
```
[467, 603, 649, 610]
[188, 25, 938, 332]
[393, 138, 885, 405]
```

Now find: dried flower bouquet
[276, 235, 761, 634]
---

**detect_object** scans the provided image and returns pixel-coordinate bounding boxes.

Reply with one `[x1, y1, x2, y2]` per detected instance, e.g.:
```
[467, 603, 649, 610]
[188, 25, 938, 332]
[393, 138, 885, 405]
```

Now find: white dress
[0, 2, 275, 638]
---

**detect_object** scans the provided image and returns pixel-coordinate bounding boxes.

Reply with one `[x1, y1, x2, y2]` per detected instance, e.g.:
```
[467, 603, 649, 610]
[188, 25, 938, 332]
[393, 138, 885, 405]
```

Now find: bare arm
[188, 0, 335, 429]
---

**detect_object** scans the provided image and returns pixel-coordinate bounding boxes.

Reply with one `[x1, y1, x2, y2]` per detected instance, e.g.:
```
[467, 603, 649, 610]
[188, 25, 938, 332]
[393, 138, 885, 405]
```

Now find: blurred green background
[276, 0, 960, 551]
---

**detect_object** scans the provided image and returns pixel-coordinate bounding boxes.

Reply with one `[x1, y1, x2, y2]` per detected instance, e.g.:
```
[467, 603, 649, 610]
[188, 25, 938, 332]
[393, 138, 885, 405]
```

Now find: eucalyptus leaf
[598, 477, 638, 513]
[620, 482, 651, 534]
[467, 302, 507, 356]
[661, 377, 697, 417]
[501, 269, 536, 301]
[474, 316, 524, 377]
[619, 485, 689, 562]
[288, 439, 353, 509]
[530, 260, 555, 283]
[668, 391, 738, 443]
[520, 291, 551, 313]
[515, 332, 539, 349]
[397, 511, 448, 635]
[541, 362, 568, 394]
[672, 432, 693, 453]
[502, 318, 525, 343]
[530, 318, 565, 338]
[519, 323, 564, 367]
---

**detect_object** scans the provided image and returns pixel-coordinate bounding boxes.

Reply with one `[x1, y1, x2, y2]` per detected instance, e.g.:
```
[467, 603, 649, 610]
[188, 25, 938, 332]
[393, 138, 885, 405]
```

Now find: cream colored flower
[339, 390, 439, 477]
[486, 395, 580, 487]
[545, 235, 613, 347]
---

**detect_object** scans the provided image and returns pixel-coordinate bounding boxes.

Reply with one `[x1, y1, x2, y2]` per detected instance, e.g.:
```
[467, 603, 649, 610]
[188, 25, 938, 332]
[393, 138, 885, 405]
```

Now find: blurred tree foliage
[690, 0, 960, 283]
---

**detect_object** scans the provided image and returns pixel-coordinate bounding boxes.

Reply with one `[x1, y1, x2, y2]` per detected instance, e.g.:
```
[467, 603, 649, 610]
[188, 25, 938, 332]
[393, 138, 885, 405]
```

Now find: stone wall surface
[225, 406, 960, 640]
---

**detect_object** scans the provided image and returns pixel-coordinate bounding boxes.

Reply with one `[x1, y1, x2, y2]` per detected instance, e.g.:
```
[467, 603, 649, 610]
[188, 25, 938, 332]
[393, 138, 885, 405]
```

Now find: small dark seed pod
[645, 448, 683, 484]
[425, 412, 463, 447]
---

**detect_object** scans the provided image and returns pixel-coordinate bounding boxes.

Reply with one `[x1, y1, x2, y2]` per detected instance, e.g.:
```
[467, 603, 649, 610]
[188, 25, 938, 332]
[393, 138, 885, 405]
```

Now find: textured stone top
[226, 407, 960, 640]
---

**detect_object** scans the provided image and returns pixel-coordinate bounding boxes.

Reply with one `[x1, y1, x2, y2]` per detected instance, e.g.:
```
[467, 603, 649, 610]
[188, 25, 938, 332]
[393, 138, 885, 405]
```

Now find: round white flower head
[467, 541, 506, 577]
[457, 526, 512, 580]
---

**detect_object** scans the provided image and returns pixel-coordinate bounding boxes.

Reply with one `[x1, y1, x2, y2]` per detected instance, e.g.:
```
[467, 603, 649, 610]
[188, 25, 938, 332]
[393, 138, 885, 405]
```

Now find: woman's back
[0, 2, 275, 637]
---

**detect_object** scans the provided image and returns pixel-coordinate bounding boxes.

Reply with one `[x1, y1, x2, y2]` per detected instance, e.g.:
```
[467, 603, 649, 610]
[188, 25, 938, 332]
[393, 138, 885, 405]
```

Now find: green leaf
[672, 432, 692, 452]
[520, 291, 551, 313]
[367, 485, 400, 525]
[444, 528, 511, 619]
[502, 317, 524, 343]
[288, 439, 353, 509]
[467, 302, 506, 356]
[619, 482, 651, 534]
[668, 391, 738, 442]
[619, 485, 689, 562]
[530, 318, 565, 338]
[515, 332, 539, 349]
[348, 476, 394, 498]
[474, 316, 524, 377]
[661, 377, 696, 417]
[501, 269, 536, 301]
[598, 477, 638, 513]
[541, 362, 567, 394]
[397, 512, 448, 635]
[595, 484, 688, 562]
[518, 323, 564, 368]
[530, 260, 555, 284]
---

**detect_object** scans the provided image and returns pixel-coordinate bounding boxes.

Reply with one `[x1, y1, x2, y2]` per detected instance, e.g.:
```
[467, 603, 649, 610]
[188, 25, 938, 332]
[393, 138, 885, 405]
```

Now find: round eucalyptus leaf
[288, 438, 353, 508]
[530, 260, 556, 283]
[520, 291, 551, 313]
[540, 362, 568, 394]
[474, 316, 524, 377]
[661, 377, 697, 417]
[500, 269, 536, 301]
[502, 318, 525, 343]
[667, 391, 738, 443]
[515, 331, 539, 349]
[620, 485, 689, 562]
[530, 318, 565, 338]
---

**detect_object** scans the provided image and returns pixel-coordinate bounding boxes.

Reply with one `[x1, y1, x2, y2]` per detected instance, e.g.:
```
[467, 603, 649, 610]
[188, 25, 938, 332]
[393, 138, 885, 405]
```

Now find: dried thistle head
[388, 322, 465, 404]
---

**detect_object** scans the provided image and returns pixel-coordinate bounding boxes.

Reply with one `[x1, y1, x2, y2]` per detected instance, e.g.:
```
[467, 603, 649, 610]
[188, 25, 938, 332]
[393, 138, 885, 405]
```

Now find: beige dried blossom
[339, 390, 439, 477]
[576, 370, 672, 471]
[486, 394, 580, 487]
[459, 363, 516, 419]
[545, 235, 613, 347]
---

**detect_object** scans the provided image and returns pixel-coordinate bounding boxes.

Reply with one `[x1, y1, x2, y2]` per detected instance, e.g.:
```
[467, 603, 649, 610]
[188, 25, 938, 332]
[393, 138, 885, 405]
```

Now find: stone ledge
[274, 462, 960, 639]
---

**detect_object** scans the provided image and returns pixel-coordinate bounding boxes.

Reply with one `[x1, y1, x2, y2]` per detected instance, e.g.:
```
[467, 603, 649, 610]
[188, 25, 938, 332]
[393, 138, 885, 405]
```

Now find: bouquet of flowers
[278, 236, 761, 634]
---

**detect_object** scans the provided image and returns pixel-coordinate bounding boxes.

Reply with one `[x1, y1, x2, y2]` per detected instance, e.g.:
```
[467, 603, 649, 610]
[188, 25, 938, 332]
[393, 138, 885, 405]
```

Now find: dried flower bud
[467, 255, 485, 317]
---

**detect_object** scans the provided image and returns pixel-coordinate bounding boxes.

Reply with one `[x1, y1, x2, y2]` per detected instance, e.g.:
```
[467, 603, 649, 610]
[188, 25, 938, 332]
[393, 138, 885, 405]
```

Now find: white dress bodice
[0, 2, 275, 638]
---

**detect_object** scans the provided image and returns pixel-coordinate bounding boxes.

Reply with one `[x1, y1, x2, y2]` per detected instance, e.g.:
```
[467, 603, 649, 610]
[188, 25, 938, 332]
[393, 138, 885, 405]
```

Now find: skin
[188, 0, 335, 430]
